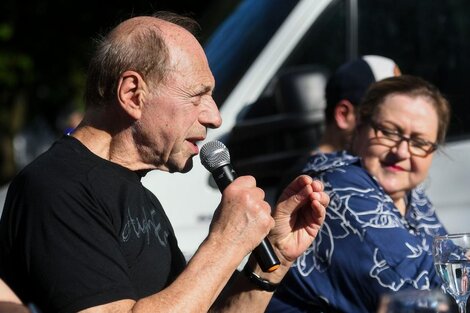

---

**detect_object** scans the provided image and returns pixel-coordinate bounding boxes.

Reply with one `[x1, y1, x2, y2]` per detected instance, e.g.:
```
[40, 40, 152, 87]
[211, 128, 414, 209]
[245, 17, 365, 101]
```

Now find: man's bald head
[84, 12, 200, 109]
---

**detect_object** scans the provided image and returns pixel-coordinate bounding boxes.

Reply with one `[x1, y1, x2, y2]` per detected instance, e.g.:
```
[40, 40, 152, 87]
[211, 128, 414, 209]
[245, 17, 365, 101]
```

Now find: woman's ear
[117, 70, 147, 120]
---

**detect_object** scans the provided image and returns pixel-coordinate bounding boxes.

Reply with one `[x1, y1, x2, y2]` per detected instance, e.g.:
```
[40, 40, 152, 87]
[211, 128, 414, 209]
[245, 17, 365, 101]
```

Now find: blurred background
[0, 0, 239, 186]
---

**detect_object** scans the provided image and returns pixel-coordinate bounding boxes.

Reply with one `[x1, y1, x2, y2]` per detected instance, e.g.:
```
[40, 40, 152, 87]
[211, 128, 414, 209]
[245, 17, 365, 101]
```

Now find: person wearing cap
[275, 56, 401, 198]
[318, 55, 401, 153]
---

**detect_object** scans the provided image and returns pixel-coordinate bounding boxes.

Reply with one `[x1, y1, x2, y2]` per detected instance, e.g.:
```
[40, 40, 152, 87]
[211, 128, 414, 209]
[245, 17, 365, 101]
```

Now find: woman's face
[353, 94, 439, 201]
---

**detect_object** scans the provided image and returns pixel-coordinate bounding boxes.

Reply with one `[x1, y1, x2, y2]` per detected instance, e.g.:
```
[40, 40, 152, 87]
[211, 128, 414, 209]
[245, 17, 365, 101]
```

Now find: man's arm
[79, 175, 327, 313]
[0, 279, 22, 304]
[0, 279, 30, 313]
[210, 175, 328, 313]
[80, 175, 275, 312]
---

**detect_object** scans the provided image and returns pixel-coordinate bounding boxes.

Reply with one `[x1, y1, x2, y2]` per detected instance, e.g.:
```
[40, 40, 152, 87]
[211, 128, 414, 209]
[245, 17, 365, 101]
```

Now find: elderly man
[0, 12, 328, 313]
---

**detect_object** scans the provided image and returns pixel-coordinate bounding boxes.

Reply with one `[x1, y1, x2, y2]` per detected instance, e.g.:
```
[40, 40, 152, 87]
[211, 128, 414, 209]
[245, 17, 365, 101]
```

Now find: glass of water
[377, 289, 450, 313]
[433, 233, 470, 313]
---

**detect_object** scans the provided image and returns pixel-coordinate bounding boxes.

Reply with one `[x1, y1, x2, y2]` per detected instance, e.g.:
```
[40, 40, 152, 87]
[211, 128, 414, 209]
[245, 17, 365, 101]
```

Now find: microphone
[200, 140, 280, 273]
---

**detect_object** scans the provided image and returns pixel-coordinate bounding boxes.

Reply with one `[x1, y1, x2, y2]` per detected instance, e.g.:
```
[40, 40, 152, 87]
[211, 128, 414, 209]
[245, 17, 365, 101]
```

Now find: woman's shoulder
[303, 151, 370, 182]
[302, 150, 355, 171]
[302, 151, 389, 208]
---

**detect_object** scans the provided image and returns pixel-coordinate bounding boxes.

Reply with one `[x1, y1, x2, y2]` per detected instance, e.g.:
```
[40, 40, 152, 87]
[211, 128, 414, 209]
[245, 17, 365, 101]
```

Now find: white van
[144, 0, 470, 259]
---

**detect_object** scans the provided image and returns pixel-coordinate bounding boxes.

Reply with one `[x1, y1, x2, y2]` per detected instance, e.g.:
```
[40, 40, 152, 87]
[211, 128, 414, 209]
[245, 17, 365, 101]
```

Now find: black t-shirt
[0, 136, 186, 313]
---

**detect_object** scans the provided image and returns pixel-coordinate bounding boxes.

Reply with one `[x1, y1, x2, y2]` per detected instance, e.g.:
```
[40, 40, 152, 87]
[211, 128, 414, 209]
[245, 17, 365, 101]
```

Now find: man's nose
[200, 97, 222, 129]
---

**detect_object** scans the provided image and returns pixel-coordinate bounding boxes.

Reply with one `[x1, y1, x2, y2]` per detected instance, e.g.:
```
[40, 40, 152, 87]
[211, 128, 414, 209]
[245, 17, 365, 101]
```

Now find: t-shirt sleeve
[21, 174, 136, 313]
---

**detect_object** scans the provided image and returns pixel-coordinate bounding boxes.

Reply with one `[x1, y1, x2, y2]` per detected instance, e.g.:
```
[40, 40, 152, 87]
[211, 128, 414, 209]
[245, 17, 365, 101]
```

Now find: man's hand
[209, 175, 275, 260]
[269, 175, 328, 265]
[208, 175, 328, 313]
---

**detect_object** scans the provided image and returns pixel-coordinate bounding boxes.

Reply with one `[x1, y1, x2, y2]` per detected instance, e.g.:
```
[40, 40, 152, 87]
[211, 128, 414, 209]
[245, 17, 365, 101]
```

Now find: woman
[266, 75, 450, 313]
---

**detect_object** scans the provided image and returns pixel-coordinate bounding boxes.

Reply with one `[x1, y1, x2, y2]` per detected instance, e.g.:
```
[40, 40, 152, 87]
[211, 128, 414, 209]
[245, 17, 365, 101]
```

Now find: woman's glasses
[370, 121, 438, 157]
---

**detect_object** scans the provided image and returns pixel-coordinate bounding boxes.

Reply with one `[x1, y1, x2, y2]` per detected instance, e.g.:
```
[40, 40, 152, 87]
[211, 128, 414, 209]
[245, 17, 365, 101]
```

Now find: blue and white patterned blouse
[267, 151, 447, 313]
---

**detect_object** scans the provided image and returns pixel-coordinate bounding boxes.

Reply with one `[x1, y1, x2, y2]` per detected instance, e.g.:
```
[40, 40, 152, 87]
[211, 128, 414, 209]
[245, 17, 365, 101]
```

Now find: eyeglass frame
[368, 120, 438, 157]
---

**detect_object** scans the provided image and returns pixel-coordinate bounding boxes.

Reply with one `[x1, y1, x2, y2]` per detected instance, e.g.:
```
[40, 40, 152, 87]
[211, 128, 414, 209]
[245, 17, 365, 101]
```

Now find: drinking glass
[433, 233, 470, 313]
[377, 289, 450, 313]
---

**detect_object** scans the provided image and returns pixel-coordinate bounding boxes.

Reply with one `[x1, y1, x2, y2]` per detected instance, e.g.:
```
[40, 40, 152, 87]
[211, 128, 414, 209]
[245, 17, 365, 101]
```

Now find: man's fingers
[310, 186, 329, 208]
[311, 179, 324, 192]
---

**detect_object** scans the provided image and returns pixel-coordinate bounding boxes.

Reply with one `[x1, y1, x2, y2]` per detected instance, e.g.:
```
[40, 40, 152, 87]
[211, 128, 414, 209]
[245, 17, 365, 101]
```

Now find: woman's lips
[384, 163, 405, 172]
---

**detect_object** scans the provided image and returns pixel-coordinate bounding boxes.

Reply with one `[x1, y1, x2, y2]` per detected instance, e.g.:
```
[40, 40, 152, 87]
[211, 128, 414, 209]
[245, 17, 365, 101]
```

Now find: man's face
[134, 32, 221, 173]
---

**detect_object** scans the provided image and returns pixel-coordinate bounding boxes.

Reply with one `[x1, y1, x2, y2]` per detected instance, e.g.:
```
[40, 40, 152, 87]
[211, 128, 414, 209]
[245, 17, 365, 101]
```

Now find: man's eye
[191, 97, 202, 105]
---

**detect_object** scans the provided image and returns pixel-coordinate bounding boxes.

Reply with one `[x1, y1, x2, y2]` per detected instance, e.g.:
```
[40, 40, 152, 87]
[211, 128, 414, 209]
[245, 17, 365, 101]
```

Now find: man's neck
[316, 144, 337, 154]
[316, 127, 345, 153]
[71, 125, 114, 161]
[72, 123, 153, 172]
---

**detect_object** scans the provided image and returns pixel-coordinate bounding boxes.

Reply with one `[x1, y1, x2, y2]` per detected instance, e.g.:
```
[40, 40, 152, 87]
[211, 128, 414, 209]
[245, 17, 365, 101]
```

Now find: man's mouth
[187, 137, 205, 154]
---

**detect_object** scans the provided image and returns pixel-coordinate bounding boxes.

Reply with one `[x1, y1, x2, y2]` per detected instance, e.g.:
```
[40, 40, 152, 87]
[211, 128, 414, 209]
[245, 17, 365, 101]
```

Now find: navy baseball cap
[325, 55, 401, 109]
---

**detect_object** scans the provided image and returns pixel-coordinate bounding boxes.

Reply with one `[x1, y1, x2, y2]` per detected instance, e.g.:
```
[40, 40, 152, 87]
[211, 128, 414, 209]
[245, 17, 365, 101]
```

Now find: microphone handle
[212, 165, 281, 272]
[253, 239, 281, 273]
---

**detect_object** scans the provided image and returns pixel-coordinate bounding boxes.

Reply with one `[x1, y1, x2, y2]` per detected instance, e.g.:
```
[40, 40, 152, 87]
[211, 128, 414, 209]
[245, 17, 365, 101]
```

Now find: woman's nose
[393, 139, 412, 158]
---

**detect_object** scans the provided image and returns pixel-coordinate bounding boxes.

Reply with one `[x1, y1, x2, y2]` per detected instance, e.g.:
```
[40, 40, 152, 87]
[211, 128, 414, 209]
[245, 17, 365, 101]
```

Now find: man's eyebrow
[194, 84, 213, 95]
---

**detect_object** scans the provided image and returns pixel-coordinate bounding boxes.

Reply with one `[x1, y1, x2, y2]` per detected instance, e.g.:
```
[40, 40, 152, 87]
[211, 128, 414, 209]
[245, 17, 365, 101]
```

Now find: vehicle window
[204, 0, 299, 107]
[275, 0, 470, 141]
[358, 0, 470, 141]
[279, 0, 348, 76]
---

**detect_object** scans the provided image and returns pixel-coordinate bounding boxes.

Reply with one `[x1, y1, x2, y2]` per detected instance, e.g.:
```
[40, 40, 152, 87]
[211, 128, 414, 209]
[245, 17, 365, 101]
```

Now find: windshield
[204, 0, 299, 107]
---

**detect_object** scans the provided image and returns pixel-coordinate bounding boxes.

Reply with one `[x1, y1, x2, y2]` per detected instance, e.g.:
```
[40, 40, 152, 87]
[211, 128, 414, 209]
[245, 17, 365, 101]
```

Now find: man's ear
[334, 100, 356, 130]
[117, 70, 147, 120]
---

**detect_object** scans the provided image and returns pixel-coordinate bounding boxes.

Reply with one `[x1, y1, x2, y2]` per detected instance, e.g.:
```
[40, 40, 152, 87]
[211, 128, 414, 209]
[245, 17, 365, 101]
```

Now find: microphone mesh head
[200, 140, 231, 172]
